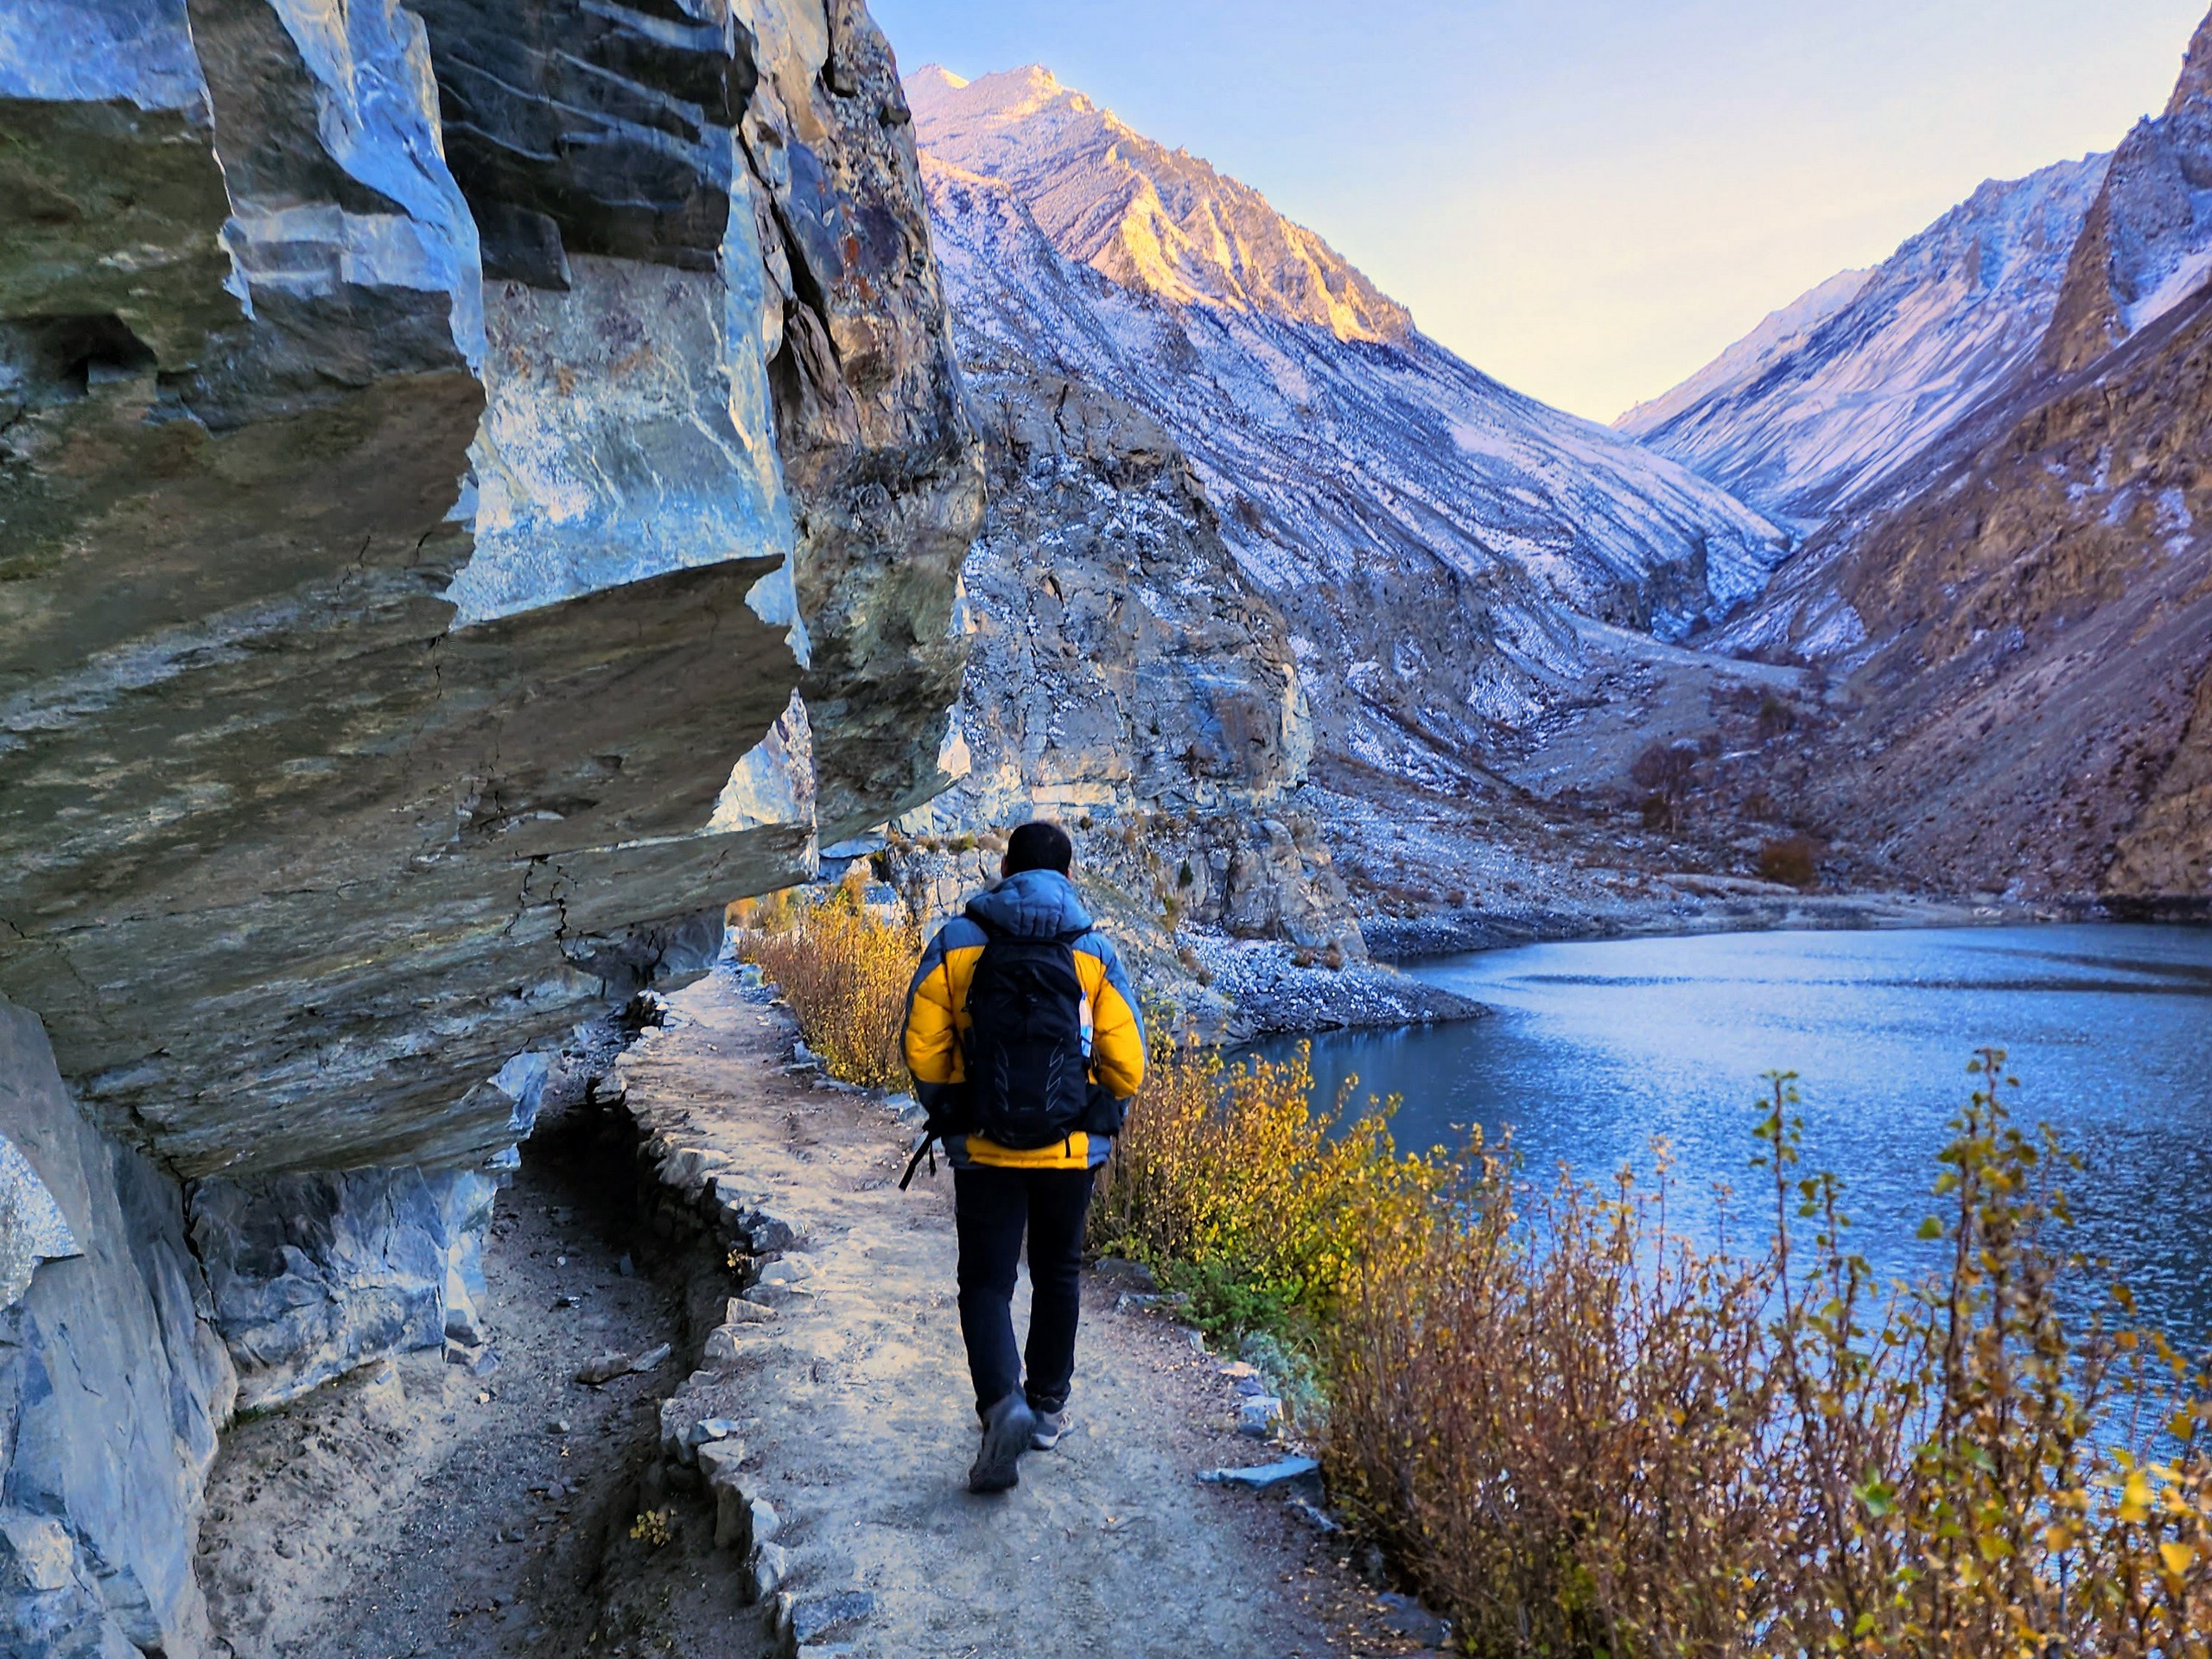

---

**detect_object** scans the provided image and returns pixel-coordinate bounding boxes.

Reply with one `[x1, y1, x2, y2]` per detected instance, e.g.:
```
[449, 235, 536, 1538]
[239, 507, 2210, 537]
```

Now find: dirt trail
[603, 969, 1423, 1658]
[196, 968, 1432, 1658]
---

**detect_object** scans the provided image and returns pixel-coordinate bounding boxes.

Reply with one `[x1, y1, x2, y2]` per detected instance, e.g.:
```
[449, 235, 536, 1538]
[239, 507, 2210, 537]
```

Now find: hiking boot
[1029, 1408, 1071, 1451]
[968, 1394, 1036, 1494]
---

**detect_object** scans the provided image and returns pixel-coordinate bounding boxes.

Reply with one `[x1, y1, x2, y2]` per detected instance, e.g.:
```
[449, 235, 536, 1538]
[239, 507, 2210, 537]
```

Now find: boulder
[1195, 1456, 1320, 1492]
[1236, 1395, 1285, 1438]
[188, 1164, 496, 1409]
[791, 1591, 876, 1645]
[747, 1539, 791, 1604]
[575, 1352, 632, 1387]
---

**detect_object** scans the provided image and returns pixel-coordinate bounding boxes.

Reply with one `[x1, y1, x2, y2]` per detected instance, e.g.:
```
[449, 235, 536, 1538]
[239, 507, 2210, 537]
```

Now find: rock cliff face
[889, 364, 1363, 1002]
[910, 65, 1787, 786]
[0, 0, 976, 1186]
[0, 3, 977, 1652]
[3, 999, 237, 1659]
[722, 2, 984, 840]
[1751, 282, 2212, 902]
[922, 370, 1312, 832]
[2044, 11, 2212, 377]
[1699, 7, 2212, 908]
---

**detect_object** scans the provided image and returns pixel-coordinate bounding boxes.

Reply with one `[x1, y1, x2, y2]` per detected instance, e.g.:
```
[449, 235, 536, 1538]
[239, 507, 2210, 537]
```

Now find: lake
[1254, 925, 2212, 1343]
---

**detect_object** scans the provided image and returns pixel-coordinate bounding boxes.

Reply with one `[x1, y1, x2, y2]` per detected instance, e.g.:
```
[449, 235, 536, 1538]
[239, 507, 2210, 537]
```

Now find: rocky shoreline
[1179, 933, 1489, 1036]
[1357, 887, 2072, 963]
[1162, 885, 2089, 1037]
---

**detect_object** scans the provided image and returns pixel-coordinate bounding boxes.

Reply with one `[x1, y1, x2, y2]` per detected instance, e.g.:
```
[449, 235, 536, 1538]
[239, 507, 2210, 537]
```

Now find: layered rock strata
[3, 998, 237, 1659]
[729, 3, 985, 841]
[1, 3, 977, 1651]
[1766, 273, 2212, 904]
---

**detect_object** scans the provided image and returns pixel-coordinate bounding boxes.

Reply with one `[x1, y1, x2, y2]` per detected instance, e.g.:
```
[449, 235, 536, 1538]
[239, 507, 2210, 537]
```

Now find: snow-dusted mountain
[2046, 13, 2212, 373]
[908, 65, 1410, 345]
[908, 65, 1786, 777]
[1618, 266, 1876, 440]
[1619, 153, 2112, 526]
[1700, 6, 2212, 906]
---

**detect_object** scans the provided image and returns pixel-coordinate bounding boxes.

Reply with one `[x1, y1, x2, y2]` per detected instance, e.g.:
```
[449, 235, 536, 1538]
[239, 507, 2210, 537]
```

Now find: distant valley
[907, 66, 1786, 772]
[905, 32, 2212, 946]
[895, 63, 1866, 990]
[1655, 17, 2212, 911]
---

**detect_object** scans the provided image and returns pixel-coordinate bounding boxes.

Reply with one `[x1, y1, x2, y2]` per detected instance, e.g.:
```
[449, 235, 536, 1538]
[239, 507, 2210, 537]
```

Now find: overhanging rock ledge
[0, 3, 979, 1653]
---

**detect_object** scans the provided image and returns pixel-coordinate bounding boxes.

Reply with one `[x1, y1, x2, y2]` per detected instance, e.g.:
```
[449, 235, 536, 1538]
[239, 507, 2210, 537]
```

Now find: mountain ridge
[2044, 10, 2212, 374]
[1703, 7, 2212, 907]
[907, 64, 1414, 346]
[1621, 152, 2112, 524]
[912, 64, 1787, 783]
[1615, 265, 1873, 435]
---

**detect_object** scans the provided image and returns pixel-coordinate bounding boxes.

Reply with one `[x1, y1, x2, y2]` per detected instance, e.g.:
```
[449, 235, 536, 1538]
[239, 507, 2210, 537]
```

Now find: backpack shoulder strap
[899, 1129, 940, 1191]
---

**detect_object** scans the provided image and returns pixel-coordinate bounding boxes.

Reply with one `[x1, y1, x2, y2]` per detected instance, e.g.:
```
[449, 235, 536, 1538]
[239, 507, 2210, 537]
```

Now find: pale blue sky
[869, 0, 2209, 421]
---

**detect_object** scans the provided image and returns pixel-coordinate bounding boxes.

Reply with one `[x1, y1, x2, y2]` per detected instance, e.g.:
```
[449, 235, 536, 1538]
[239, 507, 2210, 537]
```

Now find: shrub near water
[1326, 1053, 2212, 1657]
[1331, 1152, 1783, 1656]
[1758, 832, 1826, 889]
[733, 871, 920, 1090]
[728, 899, 2212, 1652]
[1089, 1041, 1452, 1348]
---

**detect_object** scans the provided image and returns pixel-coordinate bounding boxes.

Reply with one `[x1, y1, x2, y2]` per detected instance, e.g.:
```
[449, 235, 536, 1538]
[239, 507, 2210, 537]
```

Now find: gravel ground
[1180, 933, 1488, 1033]
[197, 1102, 690, 1659]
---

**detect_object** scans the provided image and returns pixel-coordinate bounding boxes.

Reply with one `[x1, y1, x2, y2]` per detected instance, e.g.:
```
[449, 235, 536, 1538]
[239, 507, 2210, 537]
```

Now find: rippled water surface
[1255, 925, 2212, 1341]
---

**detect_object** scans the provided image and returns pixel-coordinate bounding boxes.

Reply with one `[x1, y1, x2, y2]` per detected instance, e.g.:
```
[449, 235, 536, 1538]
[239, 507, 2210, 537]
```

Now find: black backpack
[958, 913, 1092, 1149]
[899, 912, 1098, 1190]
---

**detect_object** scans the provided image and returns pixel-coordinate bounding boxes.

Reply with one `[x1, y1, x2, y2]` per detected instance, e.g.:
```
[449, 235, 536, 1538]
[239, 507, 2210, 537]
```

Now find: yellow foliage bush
[1324, 1051, 2212, 1656]
[734, 871, 920, 1090]
[1089, 1040, 1452, 1344]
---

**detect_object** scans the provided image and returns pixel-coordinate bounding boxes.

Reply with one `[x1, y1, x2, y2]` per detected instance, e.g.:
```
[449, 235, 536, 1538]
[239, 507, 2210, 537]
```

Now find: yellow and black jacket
[901, 869, 1146, 1170]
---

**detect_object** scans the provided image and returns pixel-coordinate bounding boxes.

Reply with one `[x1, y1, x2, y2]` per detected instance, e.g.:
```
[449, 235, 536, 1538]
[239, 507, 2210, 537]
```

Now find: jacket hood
[964, 868, 1095, 938]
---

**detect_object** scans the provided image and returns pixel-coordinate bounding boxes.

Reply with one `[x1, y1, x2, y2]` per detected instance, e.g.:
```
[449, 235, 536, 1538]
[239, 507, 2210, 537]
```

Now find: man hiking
[900, 819, 1147, 1493]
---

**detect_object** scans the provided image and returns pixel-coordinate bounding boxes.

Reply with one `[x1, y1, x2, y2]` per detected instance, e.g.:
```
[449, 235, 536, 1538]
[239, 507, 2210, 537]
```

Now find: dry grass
[1324, 1053, 2212, 1656]
[732, 870, 920, 1090]
[1092, 1035, 2212, 1656]
[1332, 1141, 1779, 1655]
[1758, 832, 1827, 889]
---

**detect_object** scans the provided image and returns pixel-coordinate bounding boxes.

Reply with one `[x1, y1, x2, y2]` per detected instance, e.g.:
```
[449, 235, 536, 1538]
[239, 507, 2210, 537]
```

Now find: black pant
[952, 1164, 1096, 1418]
